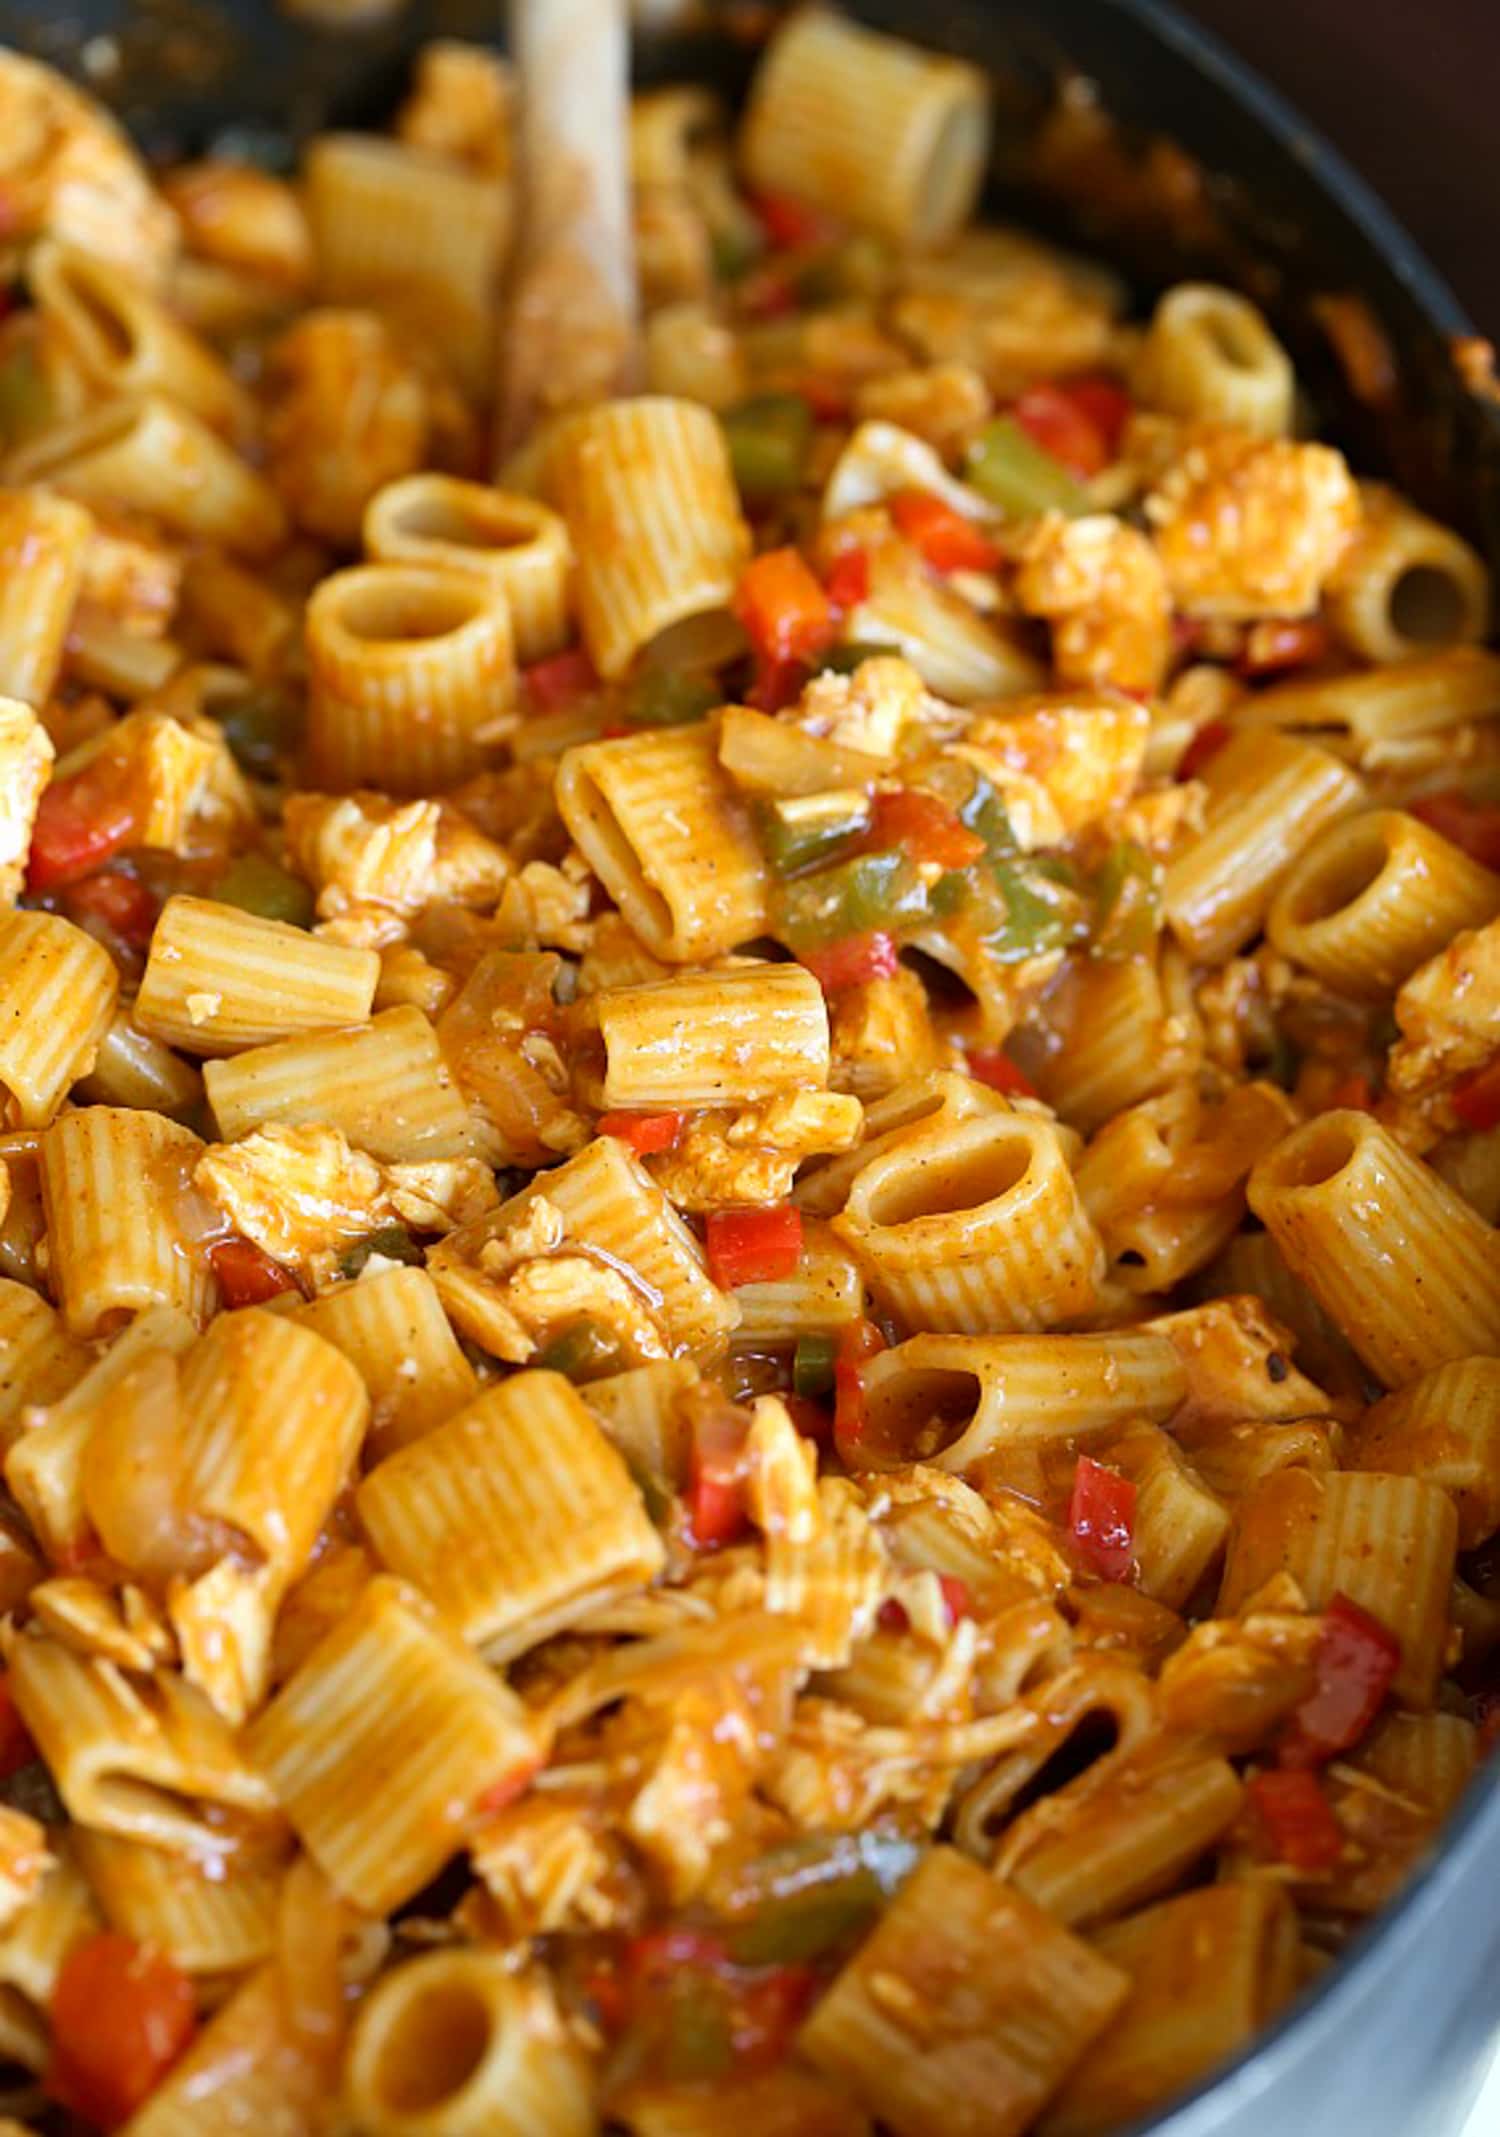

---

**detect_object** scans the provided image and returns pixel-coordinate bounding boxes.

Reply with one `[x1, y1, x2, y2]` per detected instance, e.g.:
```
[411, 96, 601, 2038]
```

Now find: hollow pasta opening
[1388, 562, 1469, 648]
[1280, 815, 1390, 929]
[391, 488, 541, 555]
[1198, 305, 1264, 373]
[915, 97, 987, 246]
[57, 258, 138, 369]
[10, 398, 145, 478]
[862, 1365, 981, 1463]
[865, 1126, 1034, 1226]
[1264, 1115, 1361, 1192]
[330, 573, 487, 648]
[368, 1973, 492, 2112]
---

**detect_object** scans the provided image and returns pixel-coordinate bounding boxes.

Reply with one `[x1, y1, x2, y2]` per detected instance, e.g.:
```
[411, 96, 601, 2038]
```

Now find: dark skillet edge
[7, 1, 1500, 2130]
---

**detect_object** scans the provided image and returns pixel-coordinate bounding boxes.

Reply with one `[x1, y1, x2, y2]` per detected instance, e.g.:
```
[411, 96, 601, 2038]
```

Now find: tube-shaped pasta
[587, 963, 828, 1108]
[556, 723, 767, 962]
[345, 1954, 592, 2137]
[0, 1279, 88, 1444]
[796, 1069, 1004, 1219]
[834, 1109, 1103, 1334]
[857, 1329, 1187, 1472]
[1099, 1422, 1230, 1610]
[74, 1008, 203, 1117]
[1163, 731, 1367, 962]
[204, 1006, 473, 1163]
[431, 1132, 736, 1360]
[363, 475, 573, 664]
[135, 896, 379, 1057]
[0, 489, 92, 706]
[117, 1963, 332, 2136]
[1229, 646, 1500, 753]
[244, 1576, 538, 1913]
[38, 1108, 214, 1337]
[71, 1829, 278, 1978]
[177, 550, 296, 679]
[0, 696, 51, 903]
[356, 1371, 664, 1661]
[582, 1360, 696, 1492]
[547, 397, 748, 678]
[1267, 808, 1500, 999]
[0, 911, 117, 1127]
[297, 1265, 478, 1461]
[1030, 954, 1198, 1134]
[1218, 1468, 1458, 1704]
[305, 563, 515, 794]
[1328, 483, 1490, 663]
[847, 542, 1043, 702]
[305, 135, 510, 402]
[28, 240, 255, 437]
[799, 1848, 1126, 2134]
[1040, 1883, 1298, 2137]
[6, 396, 285, 556]
[6, 1632, 278, 1857]
[1350, 1357, 1500, 1548]
[1135, 284, 1295, 436]
[1248, 1109, 1500, 1386]
[993, 1734, 1245, 1929]
[741, 11, 990, 248]
[66, 610, 184, 699]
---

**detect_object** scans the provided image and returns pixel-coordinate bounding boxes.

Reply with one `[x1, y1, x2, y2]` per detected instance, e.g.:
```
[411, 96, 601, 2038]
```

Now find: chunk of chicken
[853, 363, 994, 459]
[789, 654, 944, 766]
[829, 968, 944, 1102]
[1145, 427, 1361, 619]
[1013, 512, 1171, 695]
[648, 1092, 864, 1212]
[61, 709, 253, 858]
[265, 310, 430, 546]
[962, 688, 1151, 836]
[282, 791, 509, 929]
[0, 699, 52, 906]
[0, 50, 178, 285]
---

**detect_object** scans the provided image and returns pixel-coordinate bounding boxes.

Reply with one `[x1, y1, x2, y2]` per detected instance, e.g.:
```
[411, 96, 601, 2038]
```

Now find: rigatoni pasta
[0, 18, 1493, 2135]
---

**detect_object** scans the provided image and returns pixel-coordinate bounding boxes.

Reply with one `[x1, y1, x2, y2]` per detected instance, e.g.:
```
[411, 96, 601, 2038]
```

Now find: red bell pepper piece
[685, 1402, 752, 1550]
[865, 787, 986, 869]
[799, 374, 853, 423]
[1249, 1768, 1345, 1874]
[747, 653, 807, 713]
[0, 1676, 35, 1781]
[1451, 1054, 1500, 1132]
[1011, 381, 1116, 477]
[1054, 374, 1133, 460]
[1238, 618, 1330, 677]
[735, 549, 836, 667]
[1068, 1455, 1137, 1582]
[749, 189, 829, 252]
[801, 930, 900, 993]
[522, 647, 599, 716]
[1280, 1593, 1401, 1766]
[1409, 790, 1500, 871]
[879, 1573, 970, 1635]
[27, 769, 135, 891]
[705, 1205, 804, 1290]
[209, 1236, 298, 1307]
[474, 1759, 540, 1819]
[597, 1111, 684, 1157]
[1177, 720, 1232, 782]
[832, 1316, 887, 1462]
[1326, 1071, 1375, 1113]
[48, 1933, 197, 2130]
[782, 1393, 833, 1447]
[823, 546, 870, 612]
[967, 1048, 1037, 1098]
[63, 868, 159, 951]
[889, 489, 1003, 574]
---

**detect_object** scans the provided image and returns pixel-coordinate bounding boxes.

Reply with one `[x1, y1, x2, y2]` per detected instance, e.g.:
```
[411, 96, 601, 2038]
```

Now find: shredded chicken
[1013, 513, 1171, 695]
[1145, 427, 1362, 619]
[647, 1091, 863, 1212]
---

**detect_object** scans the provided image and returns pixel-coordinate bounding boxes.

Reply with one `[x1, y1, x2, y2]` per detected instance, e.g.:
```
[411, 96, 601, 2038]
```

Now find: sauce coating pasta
[0, 13, 1494, 2134]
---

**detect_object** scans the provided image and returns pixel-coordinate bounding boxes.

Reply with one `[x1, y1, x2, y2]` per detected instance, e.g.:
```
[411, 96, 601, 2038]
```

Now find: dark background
[1185, 0, 1497, 333]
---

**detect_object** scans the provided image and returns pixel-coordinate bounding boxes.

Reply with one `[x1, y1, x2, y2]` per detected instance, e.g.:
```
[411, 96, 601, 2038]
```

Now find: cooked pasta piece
[834, 1108, 1104, 1334]
[0, 489, 92, 707]
[364, 474, 573, 663]
[0, 910, 117, 1126]
[1163, 732, 1366, 962]
[1218, 1468, 1458, 1704]
[1327, 482, 1490, 662]
[1248, 1110, 1500, 1386]
[0, 1279, 88, 1444]
[799, 1847, 1127, 2137]
[741, 10, 990, 247]
[38, 1108, 214, 1337]
[205, 1006, 474, 1164]
[305, 563, 516, 794]
[547, 397, 749, 678]
[1135, 285, 1294, 436]
[356, 1370, 663, 1660]
[345, 1953, 592, 2137]
[584, 962, 829, 1108]
[296, 1264, 478, 1460]
[1348, 1357, 1500, 1549]
[135, 896, 379, 1057]
[556, 723, 767, 962]
[1268, 809, 1500, 1000]
[244, 1576, 538, 1913]
[72, 1828, 279, 1980]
